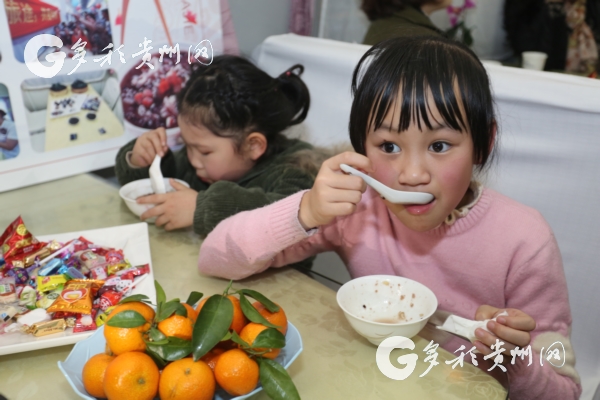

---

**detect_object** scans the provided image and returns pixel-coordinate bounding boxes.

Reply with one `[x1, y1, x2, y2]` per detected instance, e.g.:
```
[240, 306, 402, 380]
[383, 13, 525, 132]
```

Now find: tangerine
[106, 301, 155, 332]
[197, 295, 248, 334]
[82, 353, 114, 398]
[182, 303, 198, 323]
[214, 349, 259, 396]
[103, 352, 159, 400]
[158, 358, 215, 400]
[200, 348, 225, 371]
[158, 314, 194, 340]
[239, 322, 281, 359]
[253, 301, 287, 334]
[104, 325, 147, 355]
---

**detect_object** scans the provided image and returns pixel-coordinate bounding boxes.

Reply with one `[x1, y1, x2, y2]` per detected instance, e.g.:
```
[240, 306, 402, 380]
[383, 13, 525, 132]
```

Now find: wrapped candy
[0, 277, 17, 304]
[46, 279, 104, 314]
[0, 216, 44, 263]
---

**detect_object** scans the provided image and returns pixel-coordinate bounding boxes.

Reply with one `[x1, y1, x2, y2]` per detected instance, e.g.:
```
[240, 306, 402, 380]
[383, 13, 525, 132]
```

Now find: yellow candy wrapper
[36, 274, 67, 293]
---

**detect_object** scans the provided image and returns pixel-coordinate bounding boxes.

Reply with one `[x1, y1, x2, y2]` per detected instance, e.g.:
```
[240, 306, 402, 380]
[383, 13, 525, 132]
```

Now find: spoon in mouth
[149, 155, 166, 195]
[340, 164, 434, 205]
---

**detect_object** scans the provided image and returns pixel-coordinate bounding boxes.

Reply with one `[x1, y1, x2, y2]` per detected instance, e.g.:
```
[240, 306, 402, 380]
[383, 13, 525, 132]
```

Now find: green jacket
[115, 136, 320, 239]
[363, 5, 444, 45]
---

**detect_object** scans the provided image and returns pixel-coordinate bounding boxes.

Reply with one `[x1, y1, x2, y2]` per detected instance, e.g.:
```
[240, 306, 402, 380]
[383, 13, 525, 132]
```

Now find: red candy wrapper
[95, 289, 122, 311]
[115, 264, 150, 278]
[73, 310, 98, 333]
[90, 266, 108, 280]
[0, 216, 44, 267]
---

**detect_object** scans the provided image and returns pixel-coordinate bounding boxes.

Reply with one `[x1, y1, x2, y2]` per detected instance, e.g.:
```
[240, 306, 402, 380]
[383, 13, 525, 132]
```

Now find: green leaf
[106, 310, 146, 328]
[118, 294, 150, 304]
[146, 337, 193, 361]
[257, 358, 301, 400]
[230, 330, 250, 348]
[174, 302, 188, 317]
[157, 300, 186, 322]
[155, 280, 166, 305]
[220, 331, 232, 341]
[186, 291, 203, 306]
[146, 347, 168, 369]
[237, 289, 279, 312]
[253, 328, 286, 349]
[192, 295, 233, 360]
[149, 327, 166, 342]
[239, 294, 281, 330]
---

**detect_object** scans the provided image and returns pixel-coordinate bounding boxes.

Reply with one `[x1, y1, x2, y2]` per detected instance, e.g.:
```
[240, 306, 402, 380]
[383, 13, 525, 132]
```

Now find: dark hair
[176, 55, 310, 159]
[0, 110, 6, 118]
[361, 0, 433, 21]
[349, 35, 497, 171]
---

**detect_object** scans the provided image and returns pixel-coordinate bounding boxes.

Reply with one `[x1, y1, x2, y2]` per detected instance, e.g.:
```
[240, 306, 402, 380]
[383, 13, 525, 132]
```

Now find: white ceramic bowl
[337, 275, 438, 345]
[119, 178, 190, 223]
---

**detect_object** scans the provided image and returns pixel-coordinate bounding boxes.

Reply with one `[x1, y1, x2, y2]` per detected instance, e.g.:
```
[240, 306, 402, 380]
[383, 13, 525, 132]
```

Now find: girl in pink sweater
[198, 36, 580, 399]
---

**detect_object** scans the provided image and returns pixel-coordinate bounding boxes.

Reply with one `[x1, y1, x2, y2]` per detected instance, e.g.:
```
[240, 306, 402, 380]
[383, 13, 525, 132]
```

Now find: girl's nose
[397, 155, 430, 187]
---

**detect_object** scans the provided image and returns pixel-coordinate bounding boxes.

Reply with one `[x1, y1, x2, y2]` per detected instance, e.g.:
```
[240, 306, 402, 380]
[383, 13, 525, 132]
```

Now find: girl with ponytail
[115, 55, 319, 238]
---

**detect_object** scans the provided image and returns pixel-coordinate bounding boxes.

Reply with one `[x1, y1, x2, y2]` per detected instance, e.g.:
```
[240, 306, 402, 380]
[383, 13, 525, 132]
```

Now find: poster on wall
[0, 0, 223, 192]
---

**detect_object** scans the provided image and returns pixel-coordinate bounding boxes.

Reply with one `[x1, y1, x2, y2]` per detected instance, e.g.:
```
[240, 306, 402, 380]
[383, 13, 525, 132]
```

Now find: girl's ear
[244, 132, 267, 161]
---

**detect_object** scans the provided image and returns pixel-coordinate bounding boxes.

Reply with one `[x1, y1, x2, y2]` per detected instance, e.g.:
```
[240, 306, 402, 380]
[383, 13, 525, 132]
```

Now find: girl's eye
[429, 142, 451, 153]
[380, 142, 400, 154]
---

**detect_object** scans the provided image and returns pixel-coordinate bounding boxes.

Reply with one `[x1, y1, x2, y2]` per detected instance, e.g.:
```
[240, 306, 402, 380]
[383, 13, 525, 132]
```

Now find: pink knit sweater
[198, 187, 581, 399]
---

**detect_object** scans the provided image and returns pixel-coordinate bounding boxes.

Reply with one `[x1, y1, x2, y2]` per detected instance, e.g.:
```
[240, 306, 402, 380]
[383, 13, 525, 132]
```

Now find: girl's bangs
[367, 64, 470, 135]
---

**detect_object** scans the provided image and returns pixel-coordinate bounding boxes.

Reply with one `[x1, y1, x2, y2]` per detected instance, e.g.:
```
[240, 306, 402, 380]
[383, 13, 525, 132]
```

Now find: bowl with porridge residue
[336, 275, 438, 345]
[119, 178, 190, 223]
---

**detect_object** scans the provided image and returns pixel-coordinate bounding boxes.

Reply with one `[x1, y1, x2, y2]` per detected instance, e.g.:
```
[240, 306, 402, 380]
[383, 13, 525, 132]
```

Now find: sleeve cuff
[125, 151, 144, 169]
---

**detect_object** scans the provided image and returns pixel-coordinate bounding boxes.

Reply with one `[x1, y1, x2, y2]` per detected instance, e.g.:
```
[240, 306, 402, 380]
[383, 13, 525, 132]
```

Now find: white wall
[229, 0, 292, 56]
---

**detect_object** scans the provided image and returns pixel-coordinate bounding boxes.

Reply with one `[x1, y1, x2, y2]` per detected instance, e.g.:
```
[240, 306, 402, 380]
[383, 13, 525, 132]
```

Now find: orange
[214, 349, 259, 396]
[239, 322, 280, 359]
[158, 358, 215, 400]
[104, 325, 147, 355]
[158, 314, 194, 340]
[182, 303, 198, 323]
[82, 353, 114, 398]
[200, 348, 225, 371]
[106, 302, 155, 332]
[198, 295, 248, 334]
[253, 301, 287, 334]
[103, 352, 159, 400]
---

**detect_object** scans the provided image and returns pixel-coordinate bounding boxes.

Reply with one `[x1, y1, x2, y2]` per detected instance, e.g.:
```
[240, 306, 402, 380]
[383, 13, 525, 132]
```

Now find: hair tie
[285, 71, 291, 76]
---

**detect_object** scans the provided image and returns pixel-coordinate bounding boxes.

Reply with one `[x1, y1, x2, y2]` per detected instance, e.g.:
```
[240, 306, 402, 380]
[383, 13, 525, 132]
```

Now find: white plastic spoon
[340, 164, 434, 204]
[149, 155, 166, 194]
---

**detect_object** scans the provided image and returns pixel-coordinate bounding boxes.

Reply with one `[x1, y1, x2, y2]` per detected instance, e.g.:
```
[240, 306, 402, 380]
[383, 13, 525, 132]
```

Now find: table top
[0, 174, 507, 400]
[44, 86, 123, 152]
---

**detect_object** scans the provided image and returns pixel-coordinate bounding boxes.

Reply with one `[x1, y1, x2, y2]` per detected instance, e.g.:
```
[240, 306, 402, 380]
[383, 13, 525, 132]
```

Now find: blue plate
[58, 323, 303, 400]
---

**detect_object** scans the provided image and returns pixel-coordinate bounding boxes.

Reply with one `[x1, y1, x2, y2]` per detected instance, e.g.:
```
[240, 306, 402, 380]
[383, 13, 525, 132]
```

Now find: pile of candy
[0, 217, 150, 338]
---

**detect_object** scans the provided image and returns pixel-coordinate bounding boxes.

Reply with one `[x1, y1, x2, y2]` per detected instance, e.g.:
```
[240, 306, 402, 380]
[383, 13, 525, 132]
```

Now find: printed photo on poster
[21, 68, 123, 152]
[119, 43, 199, 149]
[4, 0, 113, 63]
[0, 84, 20, 161]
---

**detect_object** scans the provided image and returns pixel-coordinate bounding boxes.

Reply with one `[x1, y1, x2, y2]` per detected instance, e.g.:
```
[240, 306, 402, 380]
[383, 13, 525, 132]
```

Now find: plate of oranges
[58, 281, 302, 400]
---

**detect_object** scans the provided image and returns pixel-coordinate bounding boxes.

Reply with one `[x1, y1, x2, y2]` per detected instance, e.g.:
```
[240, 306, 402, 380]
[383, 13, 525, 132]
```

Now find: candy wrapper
[22, 318, 74, 337]
[73, 310, 98, 333]
[0, 277, 17, 304]
[46, 279, 104, 314]
[0, 216, 45, 264]
[37, 274, 67, 293]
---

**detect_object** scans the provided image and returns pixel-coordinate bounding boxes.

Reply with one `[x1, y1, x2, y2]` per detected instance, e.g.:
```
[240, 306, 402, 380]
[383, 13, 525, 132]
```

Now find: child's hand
[138, 179, 198, 230]
[298, 152, 372, 230]
[130, 127, 169, 168]
[473, 305, 536, 356]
